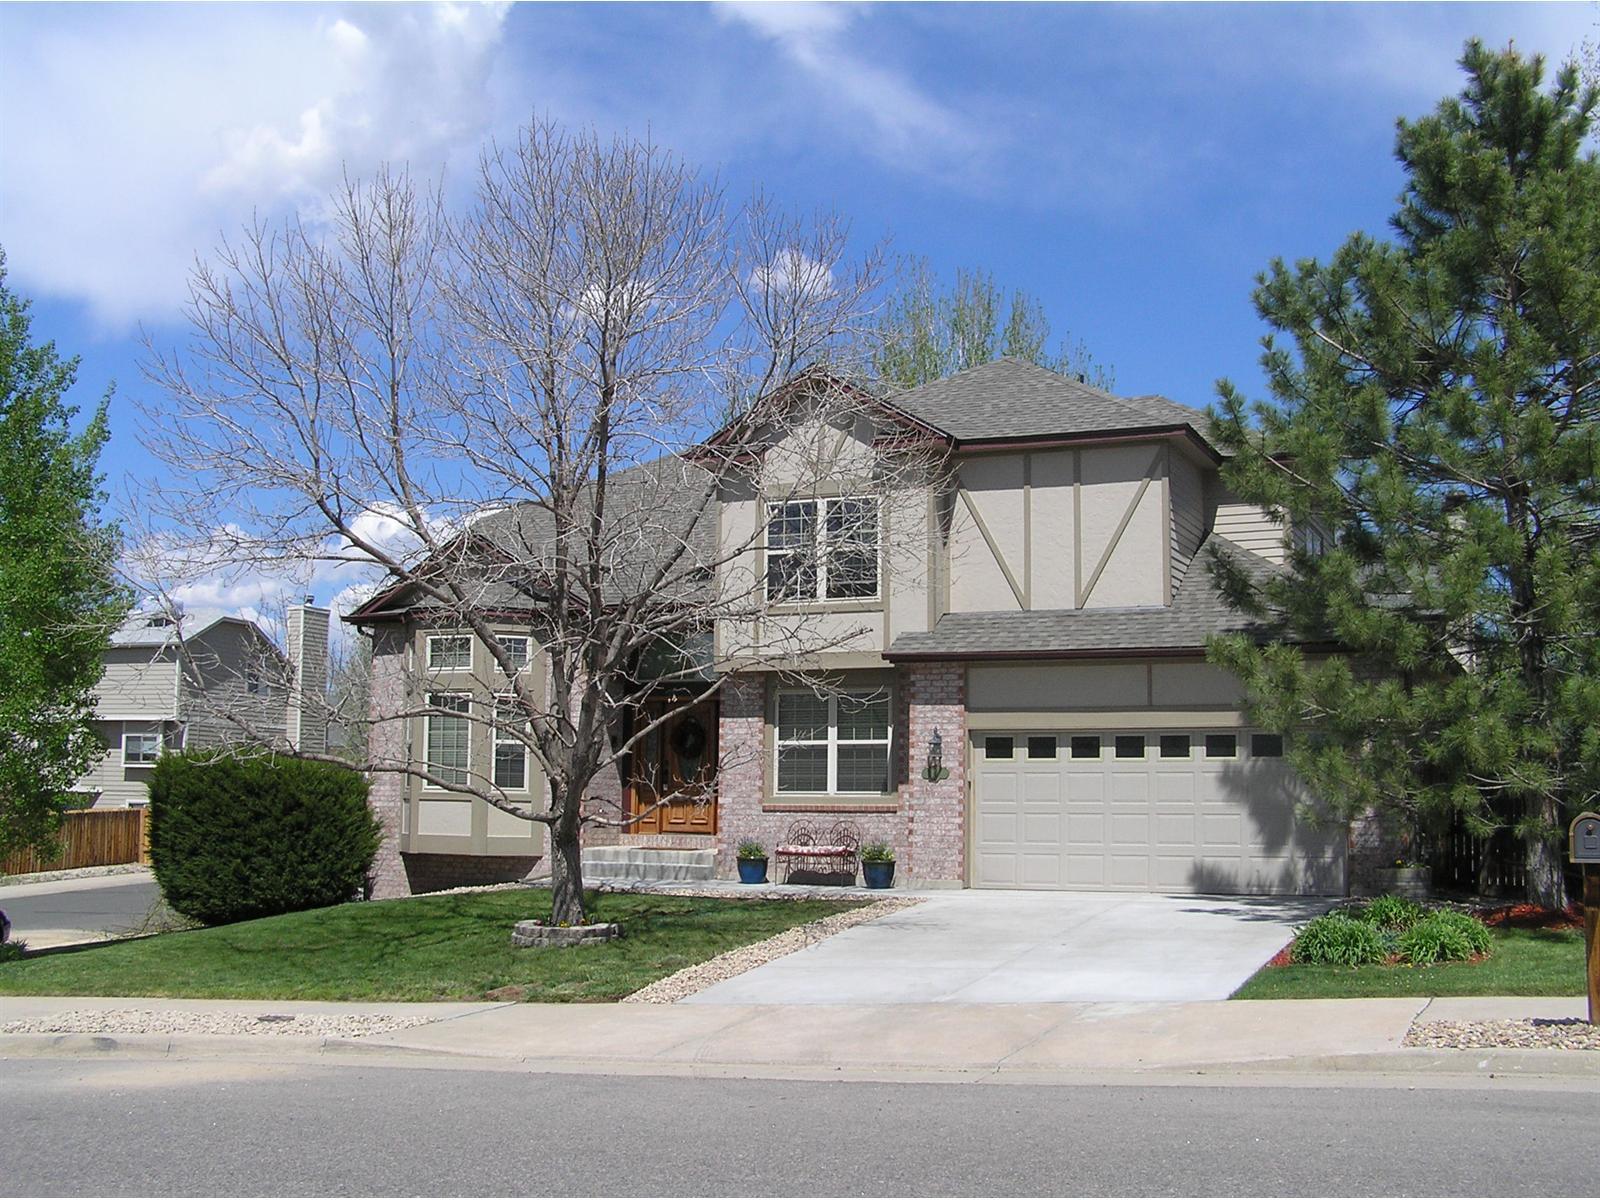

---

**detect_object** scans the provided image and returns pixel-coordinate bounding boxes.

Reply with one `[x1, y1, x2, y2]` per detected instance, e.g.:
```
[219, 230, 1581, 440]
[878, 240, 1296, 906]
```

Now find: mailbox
[1571, 812, 1600, 864]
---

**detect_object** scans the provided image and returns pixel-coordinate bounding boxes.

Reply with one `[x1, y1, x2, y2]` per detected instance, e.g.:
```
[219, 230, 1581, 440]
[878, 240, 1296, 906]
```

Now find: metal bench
[773, 819, 862, 884]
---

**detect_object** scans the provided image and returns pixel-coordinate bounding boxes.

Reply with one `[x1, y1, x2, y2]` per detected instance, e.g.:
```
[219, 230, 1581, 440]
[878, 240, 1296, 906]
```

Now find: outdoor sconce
[923, 728, 949, 782]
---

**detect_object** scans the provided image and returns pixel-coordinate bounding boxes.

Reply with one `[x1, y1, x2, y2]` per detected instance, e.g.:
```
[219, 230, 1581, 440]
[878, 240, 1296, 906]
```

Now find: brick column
[714, 674, 766, 876]
[899, 662, 966, 886]
[365, 624, 410, 899]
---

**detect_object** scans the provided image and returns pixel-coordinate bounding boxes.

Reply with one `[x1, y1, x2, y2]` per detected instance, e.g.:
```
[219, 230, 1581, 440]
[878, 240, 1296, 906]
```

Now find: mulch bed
[1478, 902, 1585, 931]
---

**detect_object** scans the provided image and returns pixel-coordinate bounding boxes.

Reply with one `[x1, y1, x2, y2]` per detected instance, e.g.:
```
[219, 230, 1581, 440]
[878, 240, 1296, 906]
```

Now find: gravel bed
[623, 896, 922, 1003]
[1404, 1018, 1600, 1051]
[595, 880, 890, 900]
[0, 1009, 434, 1039]
[0, 863, 152, 887]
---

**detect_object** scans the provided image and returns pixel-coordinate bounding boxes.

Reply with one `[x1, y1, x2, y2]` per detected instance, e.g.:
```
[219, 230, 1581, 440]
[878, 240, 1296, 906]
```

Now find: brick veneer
[399, 852, 541, 893]
[712, 665, 967, 886]
[365, 625, 410, 900]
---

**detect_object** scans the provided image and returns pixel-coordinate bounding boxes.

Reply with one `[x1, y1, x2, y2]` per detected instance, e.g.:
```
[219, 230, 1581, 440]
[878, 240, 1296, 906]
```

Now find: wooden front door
[629, 701, 717, 835]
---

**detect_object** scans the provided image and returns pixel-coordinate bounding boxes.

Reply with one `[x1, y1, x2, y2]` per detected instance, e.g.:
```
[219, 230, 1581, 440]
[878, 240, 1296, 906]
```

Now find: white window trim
[426, 634, 473, 672]
[122, 727, 162, 766]
[495, 635, 532, 674]
[765, 496, 881, 604]
[425, 691, 472, 787]
[774, 689, 892, 795]
[492, 693, 530, 792]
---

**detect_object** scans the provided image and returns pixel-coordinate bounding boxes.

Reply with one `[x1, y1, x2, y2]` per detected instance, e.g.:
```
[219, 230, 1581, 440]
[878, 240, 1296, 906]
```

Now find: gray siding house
[81, 604, 331, 807]
[353, 360, 1380, 898]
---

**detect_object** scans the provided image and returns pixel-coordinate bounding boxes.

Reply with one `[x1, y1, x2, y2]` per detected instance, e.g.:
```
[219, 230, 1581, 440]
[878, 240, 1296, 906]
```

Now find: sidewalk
[1, 993, 1592, 1084]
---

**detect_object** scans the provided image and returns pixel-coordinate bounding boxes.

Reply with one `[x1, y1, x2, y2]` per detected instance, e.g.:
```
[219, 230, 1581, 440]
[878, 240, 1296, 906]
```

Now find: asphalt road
[0, 874, 164, 944]
[2, 1059, 1593, 1196]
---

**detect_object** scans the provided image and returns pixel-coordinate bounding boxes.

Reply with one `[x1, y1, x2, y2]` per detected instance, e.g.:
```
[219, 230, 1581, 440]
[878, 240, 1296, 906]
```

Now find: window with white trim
[765, 497, 879, 603]
[123, 728, 162, 766]
[775, 689, 891, 794]
[427, 635, 471, 671]
[492, 695, 529, 791]
[426, 692, 472, 787]
[497, 636, 531, 672]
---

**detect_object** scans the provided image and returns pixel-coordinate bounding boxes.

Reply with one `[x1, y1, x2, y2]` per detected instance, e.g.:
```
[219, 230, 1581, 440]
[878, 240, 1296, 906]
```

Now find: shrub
[148, 751, 380, 926]
[1396, 911, 1492, 965]
[860, 841, 895, 863]
[736, 839, 766, 860]
[1290, 913, 1388, 966]
[1355, 894, 1426, 931]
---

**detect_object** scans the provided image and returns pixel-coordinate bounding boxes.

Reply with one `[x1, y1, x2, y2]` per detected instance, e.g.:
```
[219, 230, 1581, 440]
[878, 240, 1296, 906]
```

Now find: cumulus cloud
[1, 3, 511, 327]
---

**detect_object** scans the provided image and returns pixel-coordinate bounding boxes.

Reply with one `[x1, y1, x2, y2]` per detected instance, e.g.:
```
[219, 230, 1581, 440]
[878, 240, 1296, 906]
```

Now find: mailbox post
[1570, 812, 1600, 1025]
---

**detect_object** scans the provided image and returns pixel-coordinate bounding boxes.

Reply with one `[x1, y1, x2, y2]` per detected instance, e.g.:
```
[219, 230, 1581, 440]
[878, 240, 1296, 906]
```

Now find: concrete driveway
[0, 870, 166, 949]
[686, 889, 1323, 1005]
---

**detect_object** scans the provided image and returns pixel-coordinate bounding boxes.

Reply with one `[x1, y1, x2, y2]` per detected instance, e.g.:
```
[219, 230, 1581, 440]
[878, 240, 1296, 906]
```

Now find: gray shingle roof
[885, 535, 1284, 659]
[884, 358, 1219, 452]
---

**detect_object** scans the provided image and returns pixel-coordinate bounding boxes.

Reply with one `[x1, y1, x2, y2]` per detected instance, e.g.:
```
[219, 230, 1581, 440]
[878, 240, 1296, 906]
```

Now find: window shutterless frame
[425, 692, 472, 787]
[491, 695, 530, 791]
[764, 496, 880, 604]
[426, 634, 472, 671]
[122, 728, 161, 765]
[774, 688, 892, 794]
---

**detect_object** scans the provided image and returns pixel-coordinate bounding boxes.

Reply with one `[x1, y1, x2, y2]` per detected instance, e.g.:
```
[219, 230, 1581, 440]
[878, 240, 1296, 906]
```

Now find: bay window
[426, 692, 471, 787]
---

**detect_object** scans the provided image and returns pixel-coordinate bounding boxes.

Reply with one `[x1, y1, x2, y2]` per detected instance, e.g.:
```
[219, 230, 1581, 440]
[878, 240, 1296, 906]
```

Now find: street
[1, 1058, 1592, 1197]
[0, 872, 165, 949]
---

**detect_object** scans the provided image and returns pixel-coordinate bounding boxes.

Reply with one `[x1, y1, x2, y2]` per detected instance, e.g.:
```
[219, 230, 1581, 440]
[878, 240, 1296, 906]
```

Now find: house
[80, 602, 331, 807]
[352, 359, 1376, 898]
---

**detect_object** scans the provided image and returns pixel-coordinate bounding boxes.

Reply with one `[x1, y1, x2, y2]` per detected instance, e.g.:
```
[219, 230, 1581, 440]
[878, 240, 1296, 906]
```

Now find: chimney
[286, 597, 331, 754]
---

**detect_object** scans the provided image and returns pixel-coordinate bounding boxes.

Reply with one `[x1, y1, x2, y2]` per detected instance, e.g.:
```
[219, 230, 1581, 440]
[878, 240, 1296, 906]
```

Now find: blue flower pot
[862, 860, 895, 889]
[738, 858, 768, 884]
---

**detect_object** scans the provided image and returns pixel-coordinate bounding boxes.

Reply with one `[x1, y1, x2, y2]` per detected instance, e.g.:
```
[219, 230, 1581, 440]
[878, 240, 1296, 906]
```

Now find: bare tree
[140, 122, 940, 925]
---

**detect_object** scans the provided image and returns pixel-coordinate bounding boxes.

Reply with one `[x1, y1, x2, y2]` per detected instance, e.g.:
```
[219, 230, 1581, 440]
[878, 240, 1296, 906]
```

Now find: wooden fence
[1, 807, 150, 876]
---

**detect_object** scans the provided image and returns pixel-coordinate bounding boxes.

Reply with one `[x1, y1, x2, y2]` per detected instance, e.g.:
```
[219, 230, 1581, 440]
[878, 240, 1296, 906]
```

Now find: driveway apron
[684, 890, 1321, 1005]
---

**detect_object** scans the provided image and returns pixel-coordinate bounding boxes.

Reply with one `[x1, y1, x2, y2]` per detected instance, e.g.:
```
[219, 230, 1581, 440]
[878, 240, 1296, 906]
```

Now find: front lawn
[0, 890, 864, 1002]
[1232, 925, 1586, 1000]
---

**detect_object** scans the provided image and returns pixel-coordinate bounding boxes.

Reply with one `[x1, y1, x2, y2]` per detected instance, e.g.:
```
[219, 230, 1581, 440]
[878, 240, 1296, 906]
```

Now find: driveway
[685, 890, 1323, 1005]
[0, 871, 166, 949]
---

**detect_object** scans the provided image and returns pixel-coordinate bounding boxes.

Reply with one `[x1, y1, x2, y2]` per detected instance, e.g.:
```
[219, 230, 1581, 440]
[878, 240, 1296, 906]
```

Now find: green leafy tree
[0, 255, 128, 862]
[875, 256, 1115, 391]
[1206, 43, 1600, 908]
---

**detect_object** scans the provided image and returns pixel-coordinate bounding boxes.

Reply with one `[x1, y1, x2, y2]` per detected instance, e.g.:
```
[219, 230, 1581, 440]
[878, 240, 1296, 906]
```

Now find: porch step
[581, 847, 716, 883]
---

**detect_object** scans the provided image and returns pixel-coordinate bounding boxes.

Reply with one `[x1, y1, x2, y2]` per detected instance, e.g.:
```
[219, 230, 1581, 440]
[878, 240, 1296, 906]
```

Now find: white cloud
[750, 247, 834, 307]
[1, 3, 511, 328]
[715, 2, 987, 174]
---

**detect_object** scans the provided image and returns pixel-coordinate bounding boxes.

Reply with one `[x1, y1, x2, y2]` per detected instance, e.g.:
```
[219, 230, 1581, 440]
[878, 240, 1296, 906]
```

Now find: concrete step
[581, 847, 716, 883]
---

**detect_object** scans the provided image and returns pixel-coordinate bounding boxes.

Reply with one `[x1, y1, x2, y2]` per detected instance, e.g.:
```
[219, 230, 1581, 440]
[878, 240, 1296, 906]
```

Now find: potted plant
[1375, 857, 1432, 900]
[860, 842, 895, 889]
[736, 840, 768, 884]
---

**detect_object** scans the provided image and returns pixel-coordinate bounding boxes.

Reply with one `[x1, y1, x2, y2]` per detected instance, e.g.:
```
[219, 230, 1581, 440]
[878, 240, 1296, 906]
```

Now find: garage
[972, 729, 1345, 895]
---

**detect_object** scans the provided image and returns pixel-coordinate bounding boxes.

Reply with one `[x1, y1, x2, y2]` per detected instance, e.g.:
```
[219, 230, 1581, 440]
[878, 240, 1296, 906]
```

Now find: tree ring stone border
[511, 921, 622, 948]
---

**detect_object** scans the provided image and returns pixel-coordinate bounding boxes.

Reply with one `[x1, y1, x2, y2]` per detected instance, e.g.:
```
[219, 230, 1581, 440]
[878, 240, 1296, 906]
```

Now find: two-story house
[81, 603, 332, 807]
[353, 360, 1357, 897]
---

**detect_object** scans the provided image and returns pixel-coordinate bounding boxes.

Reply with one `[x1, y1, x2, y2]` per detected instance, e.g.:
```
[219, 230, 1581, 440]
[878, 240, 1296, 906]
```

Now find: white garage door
[972, 730, 1345, 895]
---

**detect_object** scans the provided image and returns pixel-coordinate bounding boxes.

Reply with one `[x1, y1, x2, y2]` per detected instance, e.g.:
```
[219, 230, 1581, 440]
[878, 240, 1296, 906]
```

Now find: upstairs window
[765, 497, 879, 603]
[427, 635, 471, 671]
[123, 728, 162, 766]
[497, 636, 531, 672]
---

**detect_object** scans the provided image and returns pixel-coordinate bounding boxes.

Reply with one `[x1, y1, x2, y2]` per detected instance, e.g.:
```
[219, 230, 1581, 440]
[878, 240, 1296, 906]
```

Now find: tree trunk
[1525, 799, 1567, 910]
[546, 784, 587, 926]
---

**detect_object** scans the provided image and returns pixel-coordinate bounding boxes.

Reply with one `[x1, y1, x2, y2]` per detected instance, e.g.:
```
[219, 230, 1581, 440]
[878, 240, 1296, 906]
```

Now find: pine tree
[876, 256, 1115, 390]
[0, 255, 128, 862]
[1207, 43, 1600, 908]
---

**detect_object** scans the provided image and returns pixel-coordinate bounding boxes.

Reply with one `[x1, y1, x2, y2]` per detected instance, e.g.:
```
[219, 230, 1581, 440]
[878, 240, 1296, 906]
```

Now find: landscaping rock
[623, 896, 921, 1003]
[1404, 1019, 1600, 1052]
[0, 1008, 433, 1039]
[511, 920, 622, 947]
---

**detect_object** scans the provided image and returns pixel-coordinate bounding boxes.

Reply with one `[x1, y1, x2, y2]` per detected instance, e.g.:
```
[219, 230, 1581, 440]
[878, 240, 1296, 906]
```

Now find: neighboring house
[352, 359, 1371, 898]
[81, 603, 331, 807]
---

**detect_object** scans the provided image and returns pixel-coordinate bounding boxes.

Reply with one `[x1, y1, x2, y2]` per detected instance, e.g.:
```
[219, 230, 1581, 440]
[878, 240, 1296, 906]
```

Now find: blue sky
[2, 1, 1595, 623]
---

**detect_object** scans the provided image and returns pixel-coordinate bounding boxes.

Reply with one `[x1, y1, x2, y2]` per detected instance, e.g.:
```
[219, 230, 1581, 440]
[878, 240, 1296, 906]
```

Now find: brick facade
[365, 625, 411, 900]
[397, 851, 541, 894]
[897, 662, 967, 885]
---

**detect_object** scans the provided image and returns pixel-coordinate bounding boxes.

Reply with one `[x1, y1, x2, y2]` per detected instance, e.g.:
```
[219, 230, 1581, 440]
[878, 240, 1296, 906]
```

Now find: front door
[629, 701, 717, 835]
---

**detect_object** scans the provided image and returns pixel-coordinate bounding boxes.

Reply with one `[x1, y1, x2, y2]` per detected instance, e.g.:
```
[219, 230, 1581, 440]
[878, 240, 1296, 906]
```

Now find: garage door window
[1159, 734, 1191, 759]
[1251, 733, 1285, 758]
[1205, 734, 1238, 758]
[776, 690, 890, 794]
[1070, 735, 1101, 760]
[1026, 736, 1057, 760]
[984, 736, 1014, 760]
[1114, 735, 1145, 759]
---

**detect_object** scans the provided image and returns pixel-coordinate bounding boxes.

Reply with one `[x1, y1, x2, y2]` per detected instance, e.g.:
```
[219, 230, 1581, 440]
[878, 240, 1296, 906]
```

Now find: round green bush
[1355, 894, 1426, 931]
[1290, 913, 1389, 966]
[1396, 911, 1492, 965]
[148, 751, 380, 926]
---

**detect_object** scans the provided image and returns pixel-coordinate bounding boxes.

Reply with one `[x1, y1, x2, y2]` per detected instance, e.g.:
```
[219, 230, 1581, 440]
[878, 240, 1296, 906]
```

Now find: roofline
[952, 425, 1222, 463]
[884, 637, 1339, 663]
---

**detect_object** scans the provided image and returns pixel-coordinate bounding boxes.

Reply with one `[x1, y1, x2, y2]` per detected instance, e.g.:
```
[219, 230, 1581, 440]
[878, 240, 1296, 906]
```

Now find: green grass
[1232, 926, 1586, 1000]
[0, 891, 865, 1002]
